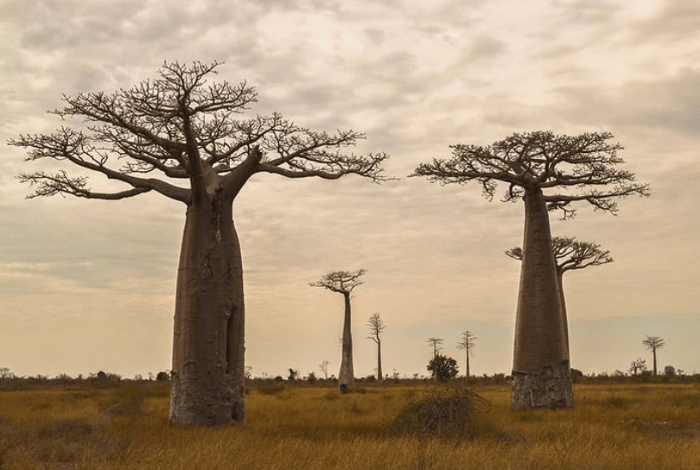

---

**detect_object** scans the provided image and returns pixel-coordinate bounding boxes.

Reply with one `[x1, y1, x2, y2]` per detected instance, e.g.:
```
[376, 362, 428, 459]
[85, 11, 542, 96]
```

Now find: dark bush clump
[389, 384, 490, 439]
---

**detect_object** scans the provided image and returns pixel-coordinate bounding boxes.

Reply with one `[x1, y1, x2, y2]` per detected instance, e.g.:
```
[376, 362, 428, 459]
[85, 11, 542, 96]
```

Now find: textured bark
[511, 187, 572, 410]
[169, 193, 246, 425]
[338, 293, 354, 393]
[511, 360, 573, 410]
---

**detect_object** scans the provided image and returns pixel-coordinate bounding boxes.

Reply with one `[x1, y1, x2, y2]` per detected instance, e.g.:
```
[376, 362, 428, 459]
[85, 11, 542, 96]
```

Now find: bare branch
[310, 269, 367, 294]
[506, 236, 613, 274]
[412, 131, 650, 214]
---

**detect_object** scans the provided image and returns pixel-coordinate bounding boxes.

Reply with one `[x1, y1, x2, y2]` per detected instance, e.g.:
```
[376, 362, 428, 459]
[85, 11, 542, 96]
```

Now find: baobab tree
[456, 330, 477, 379]
[319, 360, 330, 380]
[310, 269, 367, 393]
[412, 131, 649, 410]
[10, 62, 388, 426]
[629, 358, 647, 376]
[642, 335, 665, 377]
[367, 312, 385, 381]
[426, 337, 444, 359]
[506, 236, 613, 352]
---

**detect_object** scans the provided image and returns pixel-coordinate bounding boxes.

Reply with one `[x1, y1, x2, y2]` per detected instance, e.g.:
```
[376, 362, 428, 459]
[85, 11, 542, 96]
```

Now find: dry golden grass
[1, 382, 699, 469]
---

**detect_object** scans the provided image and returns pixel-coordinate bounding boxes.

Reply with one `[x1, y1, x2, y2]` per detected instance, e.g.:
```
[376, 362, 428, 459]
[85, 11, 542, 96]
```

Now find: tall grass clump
[389, 384, 491, 439]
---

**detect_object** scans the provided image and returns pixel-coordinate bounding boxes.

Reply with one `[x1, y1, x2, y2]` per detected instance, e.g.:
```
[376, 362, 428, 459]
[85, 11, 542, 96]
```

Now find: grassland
[1, 381, 699, 469]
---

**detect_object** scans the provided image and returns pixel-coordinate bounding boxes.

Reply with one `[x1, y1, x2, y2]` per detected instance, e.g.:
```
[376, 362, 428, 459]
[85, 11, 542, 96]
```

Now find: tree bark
[338, 292, 354, 393]
[511, 187, 573, 410]
[169, 193, 246, 425]
[376, 339, 383, 381]
[466, 350, 470, 380]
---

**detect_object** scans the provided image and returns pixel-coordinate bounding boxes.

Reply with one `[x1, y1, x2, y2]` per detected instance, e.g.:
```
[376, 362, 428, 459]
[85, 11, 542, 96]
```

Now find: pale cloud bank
[1, 0, 699, 379]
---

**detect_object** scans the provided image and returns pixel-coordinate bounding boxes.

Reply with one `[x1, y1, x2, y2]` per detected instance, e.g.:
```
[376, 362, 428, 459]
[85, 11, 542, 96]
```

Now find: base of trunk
[169, 373, 245, 426]
[511, 361, 573, 411]
[338, 380, 354, 394]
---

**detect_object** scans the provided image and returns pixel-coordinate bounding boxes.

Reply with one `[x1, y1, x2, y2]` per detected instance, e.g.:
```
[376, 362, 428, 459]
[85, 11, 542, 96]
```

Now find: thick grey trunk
[511, 187, 573, 410]
[338, 293, 354, 393]
[169, 197, 246, 425]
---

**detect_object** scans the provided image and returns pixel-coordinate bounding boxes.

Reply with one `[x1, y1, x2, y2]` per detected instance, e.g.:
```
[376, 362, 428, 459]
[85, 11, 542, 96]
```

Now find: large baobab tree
[10, 62, 388, 426]
[506, 236, 613, 352]
[310, 269, 367, 393]
[642, 335, 665, 377]
[412, 131, 649, 410]
[367, 312, 385, 381]
[456, 330, 477, 379]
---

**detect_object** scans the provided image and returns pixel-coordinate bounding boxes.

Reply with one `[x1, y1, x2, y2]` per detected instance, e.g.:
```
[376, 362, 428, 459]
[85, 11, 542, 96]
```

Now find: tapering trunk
[466, 351, 470, 380]
[376, 339, 383, 381]
[511, 187, 573, 410]
[558, 272, 570, 354]
[338, 292, 354, 393]
[169, 196, 246, 425]
[652, 349, 657, 376]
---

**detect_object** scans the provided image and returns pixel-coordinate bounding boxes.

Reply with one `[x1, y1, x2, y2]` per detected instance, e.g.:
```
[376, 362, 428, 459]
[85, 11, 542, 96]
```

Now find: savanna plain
[1, 380, 699, 470]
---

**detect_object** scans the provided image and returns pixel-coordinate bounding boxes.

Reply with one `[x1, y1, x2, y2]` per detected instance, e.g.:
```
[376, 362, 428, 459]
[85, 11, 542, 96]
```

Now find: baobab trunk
[376, 339, 383, 381]
[338, 292, 354, 393]
[511, 187, 573, 410]
[169, 196, 246, 425]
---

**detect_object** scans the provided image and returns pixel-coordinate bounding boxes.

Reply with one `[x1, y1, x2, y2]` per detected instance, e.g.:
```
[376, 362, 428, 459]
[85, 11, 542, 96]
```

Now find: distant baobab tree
[456, 330, 477, 379]
[10, 62, 389, 426]
[311, 269, 367, 393]
[412, 131, 650, 410]
[426, 337, 444, 359]
[319, 360, 330, 380]
[642, 335, 665, 377]
[506, 236, 613, 352]
[629, 358, 647, 376]
[367, 313, 385, 381]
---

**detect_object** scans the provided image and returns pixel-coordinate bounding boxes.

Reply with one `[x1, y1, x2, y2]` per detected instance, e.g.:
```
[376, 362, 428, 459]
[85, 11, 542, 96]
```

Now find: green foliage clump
[427, 355, 459, 382]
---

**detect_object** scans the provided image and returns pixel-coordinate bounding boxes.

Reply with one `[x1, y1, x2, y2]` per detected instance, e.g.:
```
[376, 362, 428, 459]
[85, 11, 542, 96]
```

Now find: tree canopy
[310, 269, 367, 295]
[11, 61, 389, 204]
[505, 236, 614, 274]
[412, 130, 650, 218]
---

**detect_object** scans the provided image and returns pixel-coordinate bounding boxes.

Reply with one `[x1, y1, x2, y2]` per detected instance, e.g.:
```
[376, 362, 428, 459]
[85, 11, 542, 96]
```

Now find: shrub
[389, 384, 490, 439]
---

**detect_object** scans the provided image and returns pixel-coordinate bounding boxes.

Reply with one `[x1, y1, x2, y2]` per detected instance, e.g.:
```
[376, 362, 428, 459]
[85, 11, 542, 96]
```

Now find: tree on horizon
[310, 269, 367, 393]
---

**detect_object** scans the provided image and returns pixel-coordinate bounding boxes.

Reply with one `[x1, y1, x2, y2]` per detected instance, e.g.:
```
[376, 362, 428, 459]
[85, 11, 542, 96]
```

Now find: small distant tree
[642, 335, 665, 377]
[319, 360, 331, 380]
[456, 330, 477, 379]
[663, 365, 676, 378]
[307, 372, 317, 385]
[310, 269, 367, 393]
[367, 312, 386, 381]
[427, 355, 459, 382]
[0, 367, 13, 379]
[156, 371, 170, 382]
[287, 368, 299, 381]
[426, 337, 444, 359]
[629, 358, 647, 376]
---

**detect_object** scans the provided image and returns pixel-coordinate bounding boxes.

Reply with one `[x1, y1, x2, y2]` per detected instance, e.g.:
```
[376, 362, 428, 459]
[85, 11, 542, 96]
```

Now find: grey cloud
[629, 0, 700, 44]
[551, 0, 621, 25]
[553, 68, 700, 138]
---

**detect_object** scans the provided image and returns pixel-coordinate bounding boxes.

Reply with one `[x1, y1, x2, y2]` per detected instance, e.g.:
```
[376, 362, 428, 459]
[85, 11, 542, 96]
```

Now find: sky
[1, 0, 699, 380]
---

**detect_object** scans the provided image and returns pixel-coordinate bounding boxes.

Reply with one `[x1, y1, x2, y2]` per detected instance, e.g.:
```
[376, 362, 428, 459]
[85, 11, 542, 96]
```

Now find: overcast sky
[1, 0, 698, 380]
